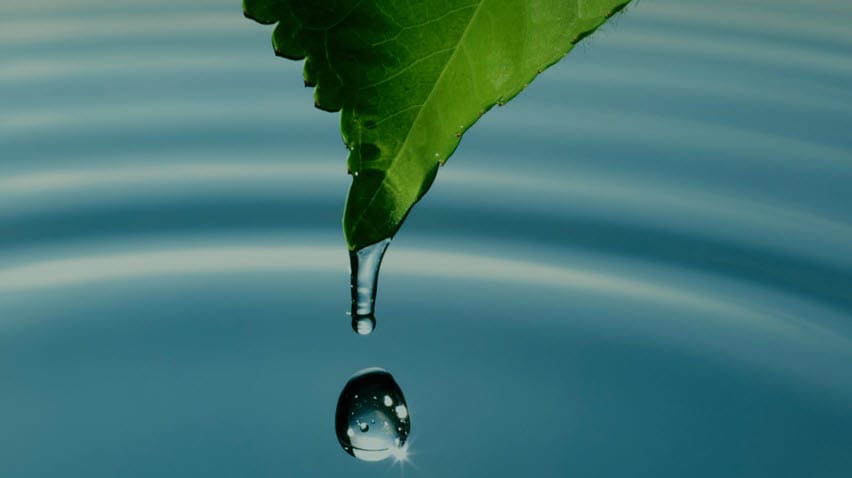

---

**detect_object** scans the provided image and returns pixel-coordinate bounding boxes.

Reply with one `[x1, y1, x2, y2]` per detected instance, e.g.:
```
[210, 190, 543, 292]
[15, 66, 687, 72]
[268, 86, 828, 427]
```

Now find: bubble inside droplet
[335, 368, 410, 462]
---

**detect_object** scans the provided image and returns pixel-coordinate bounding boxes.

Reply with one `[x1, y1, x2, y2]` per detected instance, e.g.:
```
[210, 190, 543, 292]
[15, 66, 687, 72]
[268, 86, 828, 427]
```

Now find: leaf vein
[361, 47, 455, 90]
[348, 0, 488, 235]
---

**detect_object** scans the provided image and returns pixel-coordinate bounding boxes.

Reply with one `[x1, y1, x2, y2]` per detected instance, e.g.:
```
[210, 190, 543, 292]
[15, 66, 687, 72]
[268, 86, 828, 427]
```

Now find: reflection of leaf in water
[244, 0, 631, 250]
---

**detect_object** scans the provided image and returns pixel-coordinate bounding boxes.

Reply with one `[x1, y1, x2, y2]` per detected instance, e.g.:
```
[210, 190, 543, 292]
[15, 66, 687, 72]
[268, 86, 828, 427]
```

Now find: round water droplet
[352, 315, 375, 335]
[335, 368, 411, 462]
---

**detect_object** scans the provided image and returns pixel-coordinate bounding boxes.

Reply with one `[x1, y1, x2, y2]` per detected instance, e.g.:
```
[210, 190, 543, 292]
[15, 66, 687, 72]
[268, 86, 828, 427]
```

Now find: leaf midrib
[347, 0, 485, 240]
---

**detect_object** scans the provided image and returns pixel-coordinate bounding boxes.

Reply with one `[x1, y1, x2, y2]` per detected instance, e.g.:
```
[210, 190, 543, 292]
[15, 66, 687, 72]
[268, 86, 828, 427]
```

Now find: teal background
[1, 0, 851, 476]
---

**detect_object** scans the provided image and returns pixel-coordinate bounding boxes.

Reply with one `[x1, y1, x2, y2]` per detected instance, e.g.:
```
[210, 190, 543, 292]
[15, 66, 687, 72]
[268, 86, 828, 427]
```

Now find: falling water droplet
[349, 238, 391, 335]
[335, 368, 410, 462]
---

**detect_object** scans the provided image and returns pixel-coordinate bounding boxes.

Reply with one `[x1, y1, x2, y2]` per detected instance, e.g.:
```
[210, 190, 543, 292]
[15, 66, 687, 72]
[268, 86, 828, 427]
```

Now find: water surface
[1, 0, 851, 476]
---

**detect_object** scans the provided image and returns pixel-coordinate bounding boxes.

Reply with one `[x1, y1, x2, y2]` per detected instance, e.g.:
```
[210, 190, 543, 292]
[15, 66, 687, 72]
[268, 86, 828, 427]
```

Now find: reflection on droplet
[335, 367, 410, 462]
[352, 315, 375, 335]
[349, 238, 391, 335]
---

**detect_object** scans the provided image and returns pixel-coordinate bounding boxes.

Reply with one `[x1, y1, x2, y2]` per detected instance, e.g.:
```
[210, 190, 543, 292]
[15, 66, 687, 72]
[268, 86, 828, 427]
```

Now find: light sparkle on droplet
[390, 443, 410, 463]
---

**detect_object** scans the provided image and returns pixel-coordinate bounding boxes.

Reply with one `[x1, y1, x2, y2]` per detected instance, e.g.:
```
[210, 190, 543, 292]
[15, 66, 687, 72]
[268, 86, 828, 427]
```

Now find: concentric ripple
[1, 0, 851, 477]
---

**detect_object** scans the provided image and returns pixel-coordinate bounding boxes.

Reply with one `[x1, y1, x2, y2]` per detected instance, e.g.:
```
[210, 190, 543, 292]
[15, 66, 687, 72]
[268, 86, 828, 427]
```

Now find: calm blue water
[2, 0, 851, 476]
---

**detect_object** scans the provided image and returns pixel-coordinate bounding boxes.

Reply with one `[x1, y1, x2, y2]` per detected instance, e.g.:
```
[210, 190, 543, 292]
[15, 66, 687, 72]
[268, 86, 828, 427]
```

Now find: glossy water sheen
[335, 368, 410, 461]
[1, 0, 851, 477]
[349, 238, 391, 334]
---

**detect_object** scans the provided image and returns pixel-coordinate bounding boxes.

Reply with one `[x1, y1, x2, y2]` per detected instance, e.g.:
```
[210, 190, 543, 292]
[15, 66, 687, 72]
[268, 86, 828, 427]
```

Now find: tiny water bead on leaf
[335, 368, 411, 462]
[349, 238, 390, 335]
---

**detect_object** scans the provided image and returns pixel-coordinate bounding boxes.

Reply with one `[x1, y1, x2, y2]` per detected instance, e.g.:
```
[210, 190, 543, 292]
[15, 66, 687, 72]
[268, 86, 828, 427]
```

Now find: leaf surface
[244, 0, 630, 250]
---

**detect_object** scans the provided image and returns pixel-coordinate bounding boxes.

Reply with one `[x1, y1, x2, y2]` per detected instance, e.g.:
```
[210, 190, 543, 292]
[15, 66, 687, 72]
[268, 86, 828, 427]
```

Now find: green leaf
[244, 0, 630, 250]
